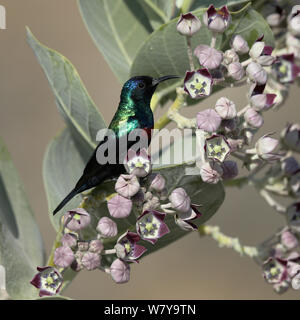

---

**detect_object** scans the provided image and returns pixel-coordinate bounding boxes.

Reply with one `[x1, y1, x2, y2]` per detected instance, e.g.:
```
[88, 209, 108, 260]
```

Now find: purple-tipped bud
[110, 259, 130, 284]
[96, 217, 118, 238]
[223, 49, 239, 65]
[176, 13, 201, 36]
[288, 6, 300, 36]
[246, 62, 267, 84]
[194, 45, 223, 69]
[267, 6, 285, 27]
[231, 35, 249, 54]
[115, 174, 140, 198]
[244, 108, 264, 128]
[107, 194, 132, 218]
[250, 93, 276, 111]
[184, 68, 213, 98]
[81, 252, 101, 271]
[281, 229, 299, 250]
[221, 160, 238, 180]
[215, 97, 237, 119]
[255, 134, 282, 161]
[89, 240, 104, 254]
[169, 188, 191, 213]
[63, 208, 91, 231]
[61, 233, 78, 248]
[281, 123, 300, 152]
[249, 41, 275, 66]
[54, 246, 75, 268]
[200, 161, 223, 184]
[197, 109, 221, 132]
[175, 215, 198, 231]
[203, 5, 231, 33]
[281, 157, 300, 176]
[227, 62, 245, 80]
[226, 138, 244, 152]
[149, 173, 166, 192]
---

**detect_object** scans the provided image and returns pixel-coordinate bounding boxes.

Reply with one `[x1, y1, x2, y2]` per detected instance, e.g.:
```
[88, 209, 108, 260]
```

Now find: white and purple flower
[30, 266, 63, 297]
[136, 210, 170, 244]
[184, 68, 213, 98]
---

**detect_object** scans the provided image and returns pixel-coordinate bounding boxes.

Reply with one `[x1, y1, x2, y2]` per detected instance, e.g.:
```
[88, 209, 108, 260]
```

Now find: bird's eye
[138, 82, 145, 89]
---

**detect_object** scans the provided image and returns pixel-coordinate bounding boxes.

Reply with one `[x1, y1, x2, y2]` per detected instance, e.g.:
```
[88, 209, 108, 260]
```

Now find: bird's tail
[53, 187, 81, 215]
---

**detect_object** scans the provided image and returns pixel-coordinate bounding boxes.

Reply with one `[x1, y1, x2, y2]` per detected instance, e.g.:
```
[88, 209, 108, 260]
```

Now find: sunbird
[53, 75, 179, 215]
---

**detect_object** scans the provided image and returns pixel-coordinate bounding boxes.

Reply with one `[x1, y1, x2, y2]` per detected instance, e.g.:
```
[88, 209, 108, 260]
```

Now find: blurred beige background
[0, 0, 299, 300]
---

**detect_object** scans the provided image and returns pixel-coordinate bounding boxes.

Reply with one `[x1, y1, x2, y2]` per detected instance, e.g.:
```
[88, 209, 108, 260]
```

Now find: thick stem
[259, 189, 287, 214]
[186, 36, 195, 71]
[199, 225, 258, 258]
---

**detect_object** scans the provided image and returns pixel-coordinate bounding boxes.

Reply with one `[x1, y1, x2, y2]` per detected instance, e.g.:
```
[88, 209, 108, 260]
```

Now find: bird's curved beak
[152, 75, 181, 86]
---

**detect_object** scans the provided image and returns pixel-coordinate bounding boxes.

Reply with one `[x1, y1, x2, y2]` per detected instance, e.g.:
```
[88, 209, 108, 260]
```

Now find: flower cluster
[31, 149, 202, 296]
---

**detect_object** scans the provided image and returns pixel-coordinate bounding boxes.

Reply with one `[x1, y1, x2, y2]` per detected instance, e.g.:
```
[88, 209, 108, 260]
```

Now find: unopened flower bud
[194, 45, 223, 69]
[64, 208, 91, 231]
[215, 97, 237, 119]
[246, 62, 267, 84]
[203, 5, 231, 33]
[200, 161, 223, 184]
[281, 229, 299, 250]
[197, 109, 221, 132]
[107, 194, 132, 218]
[223, 49, 239, 65]
[281, 157, 300, 176]
[149, 173, 166, 192]
[169, 188, 191, 213]
[244, 108, 264, 128]
[61, 233, 77, 248]
[281, 123, 300, 153]
[97, 217, 118, 238]
[255, 134, 281, 161]
[231, 35, 249, 54]
[249, 41, 275, 66]
[54, 246, 74, 268]
[227, 62, 245, 80]
[82, 252, 101, 271]
[175, 215, 198, 231]
[89, 240, 104, 254]
[250, 93, 276, 111]
[288, 6, 300, 36]
[115, 174, 140, 198]
[110, 259, 130, 284]
[177, 13, 201, 36]
[221, 160, 238, 180]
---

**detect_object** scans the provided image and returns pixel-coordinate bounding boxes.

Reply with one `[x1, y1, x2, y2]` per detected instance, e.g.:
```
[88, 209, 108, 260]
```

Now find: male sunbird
[53, 75, 179, 215]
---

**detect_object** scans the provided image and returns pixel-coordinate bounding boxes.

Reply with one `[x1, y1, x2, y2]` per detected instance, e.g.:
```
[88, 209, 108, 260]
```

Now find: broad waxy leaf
[77, 0, 153, 83]
[0, 138, 45, 299]
[43, 128, 86, 230]
[130, 7, 274, 81]
[27, 28, 106, 155]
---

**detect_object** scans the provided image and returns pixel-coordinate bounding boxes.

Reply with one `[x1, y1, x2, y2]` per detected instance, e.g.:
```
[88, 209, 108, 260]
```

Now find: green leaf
[43, 128, 86, 231]
[130, 6, 274, 86]
[190, 0, 251, 11]
[26, 28, 106, 154]
[140, 0, 176, 30]
[77, 0, 153, 83]
[0, 137, 45, 299]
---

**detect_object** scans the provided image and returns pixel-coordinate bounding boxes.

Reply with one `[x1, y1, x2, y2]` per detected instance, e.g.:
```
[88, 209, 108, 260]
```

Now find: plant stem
[259, 189, 287, 214]
[199, 225, 258, 258]
[186, 36, 195, 71]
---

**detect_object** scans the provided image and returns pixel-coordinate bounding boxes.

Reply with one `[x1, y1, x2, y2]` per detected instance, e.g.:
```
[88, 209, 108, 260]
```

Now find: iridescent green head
[121, 75, 180, 103]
